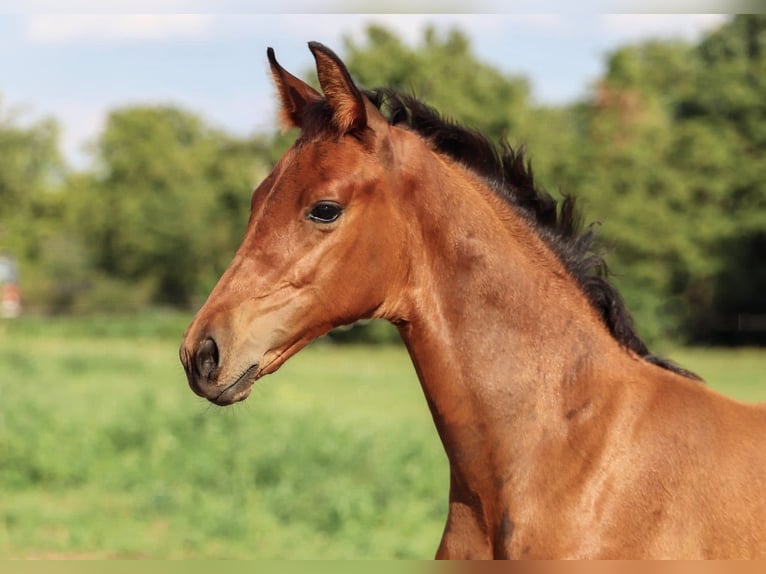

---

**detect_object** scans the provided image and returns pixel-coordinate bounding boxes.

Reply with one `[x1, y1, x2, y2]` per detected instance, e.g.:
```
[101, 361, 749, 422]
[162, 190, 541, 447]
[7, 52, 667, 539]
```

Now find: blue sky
[0, 12, 730, 167]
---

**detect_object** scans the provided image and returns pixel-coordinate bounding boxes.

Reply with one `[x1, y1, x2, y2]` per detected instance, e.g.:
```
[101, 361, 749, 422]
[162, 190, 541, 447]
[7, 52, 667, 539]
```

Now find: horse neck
[388, 139, 633, 502]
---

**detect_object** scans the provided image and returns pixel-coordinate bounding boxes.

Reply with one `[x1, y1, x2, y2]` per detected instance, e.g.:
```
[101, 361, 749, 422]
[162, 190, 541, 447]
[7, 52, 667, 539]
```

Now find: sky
[0, 10, 731, 168]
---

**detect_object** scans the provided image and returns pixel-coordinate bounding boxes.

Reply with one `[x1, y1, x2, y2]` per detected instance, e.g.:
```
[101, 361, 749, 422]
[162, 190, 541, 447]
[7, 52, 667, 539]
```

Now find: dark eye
[307, 201, 343, 224]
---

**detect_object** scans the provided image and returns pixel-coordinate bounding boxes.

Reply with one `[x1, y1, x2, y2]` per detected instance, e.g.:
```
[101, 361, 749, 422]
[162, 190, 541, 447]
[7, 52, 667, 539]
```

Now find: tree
[0, 98, 73, 312]
[567, 40, 701, 341]
[73, 105, 272, 307]
[0, 99, 62, 259]
[342, 25, 531, 144]
[683, 15, 766, 342]
[7, 17, 763, 346]
[565, 16, 766, 343]
[338, 18, 765, 344]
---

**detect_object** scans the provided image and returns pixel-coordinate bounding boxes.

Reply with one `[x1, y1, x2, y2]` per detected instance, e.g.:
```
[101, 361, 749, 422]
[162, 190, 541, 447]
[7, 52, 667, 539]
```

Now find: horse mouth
[211, 364, 260, 406]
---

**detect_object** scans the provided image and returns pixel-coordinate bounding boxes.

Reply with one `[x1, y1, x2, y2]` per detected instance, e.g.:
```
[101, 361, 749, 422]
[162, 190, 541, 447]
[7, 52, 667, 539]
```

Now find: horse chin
[210, 363, 261, 406]
[257, 334, 318, 378]
[203, 328, 321, 406]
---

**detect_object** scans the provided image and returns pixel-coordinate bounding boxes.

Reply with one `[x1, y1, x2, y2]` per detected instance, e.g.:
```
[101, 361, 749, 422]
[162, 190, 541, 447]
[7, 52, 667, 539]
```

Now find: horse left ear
[268, 47, 322, 131]
[308, 41, 367, 134]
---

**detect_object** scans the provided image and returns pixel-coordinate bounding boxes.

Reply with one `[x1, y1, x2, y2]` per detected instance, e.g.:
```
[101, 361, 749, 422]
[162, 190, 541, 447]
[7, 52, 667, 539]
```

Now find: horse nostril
[196, 337, 220, 381]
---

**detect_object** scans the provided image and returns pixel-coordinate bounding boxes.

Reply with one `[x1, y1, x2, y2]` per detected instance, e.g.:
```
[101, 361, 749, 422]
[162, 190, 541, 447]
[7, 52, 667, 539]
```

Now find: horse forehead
[294, 136, 374, 175]
[254, 140, 372, 209]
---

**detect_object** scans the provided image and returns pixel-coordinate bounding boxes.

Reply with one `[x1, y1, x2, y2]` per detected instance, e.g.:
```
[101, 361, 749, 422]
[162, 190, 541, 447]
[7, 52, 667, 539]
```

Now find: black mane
[364, 88, 699, 381]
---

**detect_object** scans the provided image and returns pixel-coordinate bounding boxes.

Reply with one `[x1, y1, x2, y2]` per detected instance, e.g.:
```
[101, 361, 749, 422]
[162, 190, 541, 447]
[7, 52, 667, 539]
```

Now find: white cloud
[22, 13, 566, 49]
[2, 0, 223, 13]
[26, 14, 212, 44]
[35, 101, 105, 169]
[51, 92, 279, 170]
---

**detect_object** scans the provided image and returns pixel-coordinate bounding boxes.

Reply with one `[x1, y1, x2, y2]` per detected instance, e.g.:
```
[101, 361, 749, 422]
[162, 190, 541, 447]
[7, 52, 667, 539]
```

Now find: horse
[180, 42, 766, 559]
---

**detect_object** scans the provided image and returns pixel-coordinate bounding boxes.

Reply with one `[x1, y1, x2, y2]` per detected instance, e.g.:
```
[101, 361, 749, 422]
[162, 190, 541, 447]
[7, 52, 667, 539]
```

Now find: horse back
[625, 368, 766, 558]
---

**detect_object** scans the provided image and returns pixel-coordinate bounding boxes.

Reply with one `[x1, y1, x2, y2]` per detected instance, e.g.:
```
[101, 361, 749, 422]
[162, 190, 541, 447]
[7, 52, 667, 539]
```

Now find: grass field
[0, 314, 764, 559]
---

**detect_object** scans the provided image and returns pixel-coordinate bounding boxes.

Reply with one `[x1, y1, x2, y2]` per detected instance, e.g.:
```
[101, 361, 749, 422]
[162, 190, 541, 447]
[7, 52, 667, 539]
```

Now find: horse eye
[308, 201, 343, 224]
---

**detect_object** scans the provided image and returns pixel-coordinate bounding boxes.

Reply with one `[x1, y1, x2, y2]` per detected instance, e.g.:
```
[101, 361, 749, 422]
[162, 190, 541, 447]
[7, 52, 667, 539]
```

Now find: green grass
[0, 314, 763, 559]
[0, 314, 445, 559]
[669, 347, 766, 402]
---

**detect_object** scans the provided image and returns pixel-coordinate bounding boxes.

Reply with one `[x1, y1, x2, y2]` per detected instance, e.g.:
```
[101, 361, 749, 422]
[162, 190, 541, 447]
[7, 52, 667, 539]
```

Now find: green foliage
[0, 315, 446, 558]
[343, 25, 531, 142]
[570, 52, 699, 340]
[0, 99, 64, 291]
[0, 101, 62, 226]
[70, 106, 272, 307]
[327, 319, 402, 345]
[2, 16, 764, 344]
[0, 315, 763, 558]
[686, 16, 766, 340]
[559, 15, 766, 342]
[339, 18, 765, 344]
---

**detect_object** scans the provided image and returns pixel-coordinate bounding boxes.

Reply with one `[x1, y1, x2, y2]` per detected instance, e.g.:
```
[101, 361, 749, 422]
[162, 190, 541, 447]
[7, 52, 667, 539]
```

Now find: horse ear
[308, 41, 367, 134]
[268, 47, 321, 130]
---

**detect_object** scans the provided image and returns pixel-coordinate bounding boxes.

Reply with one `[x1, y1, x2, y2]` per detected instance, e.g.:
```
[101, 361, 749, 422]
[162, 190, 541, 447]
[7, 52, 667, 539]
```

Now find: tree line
[0, 15, 763, 345]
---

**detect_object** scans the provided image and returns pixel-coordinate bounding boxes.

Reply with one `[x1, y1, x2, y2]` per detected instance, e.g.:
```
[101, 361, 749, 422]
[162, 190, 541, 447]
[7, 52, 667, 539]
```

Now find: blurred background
[0, 11, 764, 559]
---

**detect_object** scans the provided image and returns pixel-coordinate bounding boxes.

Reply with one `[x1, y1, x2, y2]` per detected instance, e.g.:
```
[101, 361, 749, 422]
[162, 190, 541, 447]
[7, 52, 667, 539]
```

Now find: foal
[180, 42, 766, 559]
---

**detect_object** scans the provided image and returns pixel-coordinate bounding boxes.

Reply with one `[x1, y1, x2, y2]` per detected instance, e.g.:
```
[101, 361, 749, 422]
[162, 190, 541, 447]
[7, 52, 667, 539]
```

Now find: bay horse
[180, 42, 766, 559]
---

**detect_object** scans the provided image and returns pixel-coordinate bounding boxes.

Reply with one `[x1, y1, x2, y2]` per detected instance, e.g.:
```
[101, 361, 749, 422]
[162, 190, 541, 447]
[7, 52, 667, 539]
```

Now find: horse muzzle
[180, 335, 259, 406]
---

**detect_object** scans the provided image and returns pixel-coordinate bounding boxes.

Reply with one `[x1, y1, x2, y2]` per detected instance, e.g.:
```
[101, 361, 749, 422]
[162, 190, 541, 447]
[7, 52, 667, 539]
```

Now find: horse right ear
[267, 47, 321, 130]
